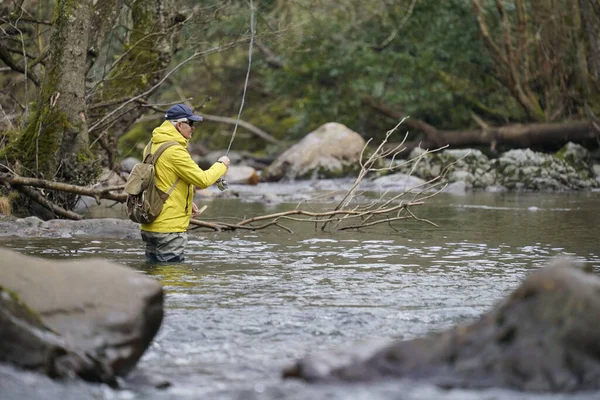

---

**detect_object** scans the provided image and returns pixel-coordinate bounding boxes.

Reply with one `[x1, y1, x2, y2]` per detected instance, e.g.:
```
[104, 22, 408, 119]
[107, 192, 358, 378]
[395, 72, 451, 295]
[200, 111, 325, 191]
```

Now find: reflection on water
[0, 192, 599, 400]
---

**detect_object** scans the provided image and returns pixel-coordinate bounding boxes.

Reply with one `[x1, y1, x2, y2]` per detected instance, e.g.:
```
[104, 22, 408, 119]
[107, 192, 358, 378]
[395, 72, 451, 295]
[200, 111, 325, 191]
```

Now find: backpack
[124, 140, 180, 224]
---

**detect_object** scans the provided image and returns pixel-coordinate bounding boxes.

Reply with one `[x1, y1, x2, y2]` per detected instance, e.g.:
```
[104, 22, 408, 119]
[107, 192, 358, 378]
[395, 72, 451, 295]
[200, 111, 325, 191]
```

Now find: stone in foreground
[284, 258, 600, 392]
[0, 248, 163, 382]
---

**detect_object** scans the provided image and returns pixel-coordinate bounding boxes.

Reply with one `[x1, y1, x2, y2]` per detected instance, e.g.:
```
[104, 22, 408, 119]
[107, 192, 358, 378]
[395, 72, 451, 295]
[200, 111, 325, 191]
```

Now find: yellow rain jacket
[140, 121, 226, 233]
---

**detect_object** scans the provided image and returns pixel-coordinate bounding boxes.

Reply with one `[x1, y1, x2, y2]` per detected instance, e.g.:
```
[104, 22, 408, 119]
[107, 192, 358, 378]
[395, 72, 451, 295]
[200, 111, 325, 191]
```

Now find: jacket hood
[151, 121, 188, 146]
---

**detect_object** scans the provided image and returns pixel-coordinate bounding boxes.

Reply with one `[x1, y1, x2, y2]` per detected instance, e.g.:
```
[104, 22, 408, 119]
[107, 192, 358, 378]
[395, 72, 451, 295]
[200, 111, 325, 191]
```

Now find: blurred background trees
[1, 0, 599, 187]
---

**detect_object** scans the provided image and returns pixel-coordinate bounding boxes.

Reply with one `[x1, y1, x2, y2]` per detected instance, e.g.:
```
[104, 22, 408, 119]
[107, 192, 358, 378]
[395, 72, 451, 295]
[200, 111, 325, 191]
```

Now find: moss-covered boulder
[493, 148, 598, 191]
[397, 145, 599, 191]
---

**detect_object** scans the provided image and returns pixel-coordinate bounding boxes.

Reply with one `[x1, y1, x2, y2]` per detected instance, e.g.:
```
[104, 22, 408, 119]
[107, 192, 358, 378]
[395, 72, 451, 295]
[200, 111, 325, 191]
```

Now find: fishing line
[226, 0, 255, 157]
[216, 0, 255, 192]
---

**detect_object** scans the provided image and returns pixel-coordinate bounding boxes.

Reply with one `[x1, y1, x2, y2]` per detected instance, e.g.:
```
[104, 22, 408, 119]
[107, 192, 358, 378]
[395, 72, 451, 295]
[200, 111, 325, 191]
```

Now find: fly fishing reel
[216, 178, 228, 191]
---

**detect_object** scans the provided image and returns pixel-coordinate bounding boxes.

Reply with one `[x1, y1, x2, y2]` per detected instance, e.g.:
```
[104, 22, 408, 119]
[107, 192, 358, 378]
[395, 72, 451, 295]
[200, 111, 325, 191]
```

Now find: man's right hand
[217, 156, 230, 168]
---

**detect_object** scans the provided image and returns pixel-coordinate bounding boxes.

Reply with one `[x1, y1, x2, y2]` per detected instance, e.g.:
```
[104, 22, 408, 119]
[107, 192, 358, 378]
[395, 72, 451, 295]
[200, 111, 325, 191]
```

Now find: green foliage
[7, 0, 599, 174]
[167, 0, 524, 149]
[0, 128, 21, 154]
[254, 0, 513, 137]
[6, 108, 66, 177]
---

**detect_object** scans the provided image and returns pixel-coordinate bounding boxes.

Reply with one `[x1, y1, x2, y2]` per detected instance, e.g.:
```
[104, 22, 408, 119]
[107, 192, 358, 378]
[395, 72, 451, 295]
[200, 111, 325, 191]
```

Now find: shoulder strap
[145, 140, 181, 195]
[142, 141, 153, 163]
[151, 140, 180, 166]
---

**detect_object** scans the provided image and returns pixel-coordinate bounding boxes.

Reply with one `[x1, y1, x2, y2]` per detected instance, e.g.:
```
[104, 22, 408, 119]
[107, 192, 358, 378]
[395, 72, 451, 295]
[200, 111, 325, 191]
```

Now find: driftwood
[189, 119, 452, 232]
[362, 95, 600, 152]
[190, 202, 426, 233]
[0, 120, 448, 232]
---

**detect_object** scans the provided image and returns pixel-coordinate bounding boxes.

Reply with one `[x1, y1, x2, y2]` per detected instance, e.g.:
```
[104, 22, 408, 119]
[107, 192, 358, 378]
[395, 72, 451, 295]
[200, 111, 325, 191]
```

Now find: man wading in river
[141, 104, 230, 263]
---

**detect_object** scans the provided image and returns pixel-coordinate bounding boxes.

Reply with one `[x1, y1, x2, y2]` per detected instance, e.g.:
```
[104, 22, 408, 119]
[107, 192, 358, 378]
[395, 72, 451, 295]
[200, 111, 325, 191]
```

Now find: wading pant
[141, 231, 187, 263]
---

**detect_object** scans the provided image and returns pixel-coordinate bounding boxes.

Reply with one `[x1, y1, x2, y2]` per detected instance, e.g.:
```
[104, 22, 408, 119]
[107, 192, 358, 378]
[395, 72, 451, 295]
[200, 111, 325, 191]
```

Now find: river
[1, 186, 599, 400]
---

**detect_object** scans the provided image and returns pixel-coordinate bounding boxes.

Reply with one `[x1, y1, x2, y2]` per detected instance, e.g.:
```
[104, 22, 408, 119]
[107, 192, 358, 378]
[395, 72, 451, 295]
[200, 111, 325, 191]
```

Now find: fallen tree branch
[189, 200, 425, 233]
[255, 40, 285, 69]
[362, 95, 600, 151]
[12, 185, 83, 220]
[130, 108, 280, 146]
[0, 174, 127, 203]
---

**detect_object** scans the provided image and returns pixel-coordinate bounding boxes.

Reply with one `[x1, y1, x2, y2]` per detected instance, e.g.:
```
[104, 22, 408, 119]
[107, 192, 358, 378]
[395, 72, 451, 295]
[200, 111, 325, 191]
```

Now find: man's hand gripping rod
[216, 0, 255, 191]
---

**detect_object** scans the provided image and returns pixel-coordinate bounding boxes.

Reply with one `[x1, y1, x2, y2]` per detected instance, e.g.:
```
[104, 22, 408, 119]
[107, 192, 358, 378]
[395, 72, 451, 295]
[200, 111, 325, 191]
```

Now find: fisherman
[140, 104, 230, 263]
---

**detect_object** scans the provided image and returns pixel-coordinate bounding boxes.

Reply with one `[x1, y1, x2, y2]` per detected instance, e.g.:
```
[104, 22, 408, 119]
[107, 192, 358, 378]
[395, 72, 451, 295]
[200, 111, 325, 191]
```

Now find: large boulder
[0, 286, 115, 385]
[262, 122, 366, 181]
[284, 258, 600, 392]
[0, 248, 163, 382]
[224, 165, 260, 185]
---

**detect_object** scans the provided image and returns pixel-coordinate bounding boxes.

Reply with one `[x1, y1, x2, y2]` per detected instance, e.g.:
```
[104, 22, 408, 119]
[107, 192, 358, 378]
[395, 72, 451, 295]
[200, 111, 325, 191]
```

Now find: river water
[1, 186, 599, 400]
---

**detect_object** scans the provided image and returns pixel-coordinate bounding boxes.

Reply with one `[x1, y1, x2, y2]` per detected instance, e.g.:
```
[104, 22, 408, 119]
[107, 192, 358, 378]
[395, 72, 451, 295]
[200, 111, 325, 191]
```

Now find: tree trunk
[5, 0, 101, 215]
[87, 0, 181, 168]
[12, 0, 99, 186]
[0, 0, 184, 217]
[419, 121, 598, 150]
[580, 0, 600, 83]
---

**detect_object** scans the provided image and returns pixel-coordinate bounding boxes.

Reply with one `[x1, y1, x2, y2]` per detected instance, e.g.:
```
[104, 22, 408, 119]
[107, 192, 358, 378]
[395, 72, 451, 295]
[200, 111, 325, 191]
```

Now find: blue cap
[165, 104, 203, 122]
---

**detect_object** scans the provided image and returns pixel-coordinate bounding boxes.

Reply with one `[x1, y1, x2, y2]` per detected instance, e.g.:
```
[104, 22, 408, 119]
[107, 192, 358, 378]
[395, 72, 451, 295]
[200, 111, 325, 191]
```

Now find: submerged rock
[284, 258, 600, 392]
[0, 248, 163, 383]
[0, 216, 140, 239]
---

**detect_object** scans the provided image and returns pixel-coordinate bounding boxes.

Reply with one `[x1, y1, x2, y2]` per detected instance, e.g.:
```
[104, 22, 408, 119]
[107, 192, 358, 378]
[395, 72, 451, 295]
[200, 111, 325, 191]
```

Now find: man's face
[177, 119, 195, 140]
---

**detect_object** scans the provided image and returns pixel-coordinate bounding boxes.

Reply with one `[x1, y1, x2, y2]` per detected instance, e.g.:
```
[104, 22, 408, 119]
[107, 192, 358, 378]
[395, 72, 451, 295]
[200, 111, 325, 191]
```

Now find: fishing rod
[217, 0, 256, 191]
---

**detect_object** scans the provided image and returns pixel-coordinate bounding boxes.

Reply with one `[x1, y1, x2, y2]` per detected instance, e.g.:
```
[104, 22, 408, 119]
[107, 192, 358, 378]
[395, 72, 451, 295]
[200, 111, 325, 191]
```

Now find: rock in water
[0, 248, 163, 381]
[0, 286, 116, 385]
[262, 122, 366, 181]
[284, 258, 600, 392]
